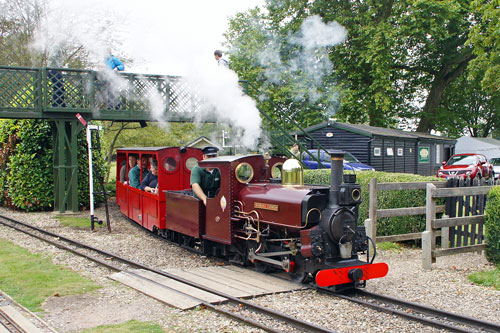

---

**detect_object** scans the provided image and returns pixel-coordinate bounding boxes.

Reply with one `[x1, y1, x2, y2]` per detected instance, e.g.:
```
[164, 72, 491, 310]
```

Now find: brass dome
[282, 158, 304, 186]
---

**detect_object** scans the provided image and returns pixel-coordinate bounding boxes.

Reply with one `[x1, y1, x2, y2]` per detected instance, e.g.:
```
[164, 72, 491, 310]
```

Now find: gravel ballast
[0, 201, 498, 332]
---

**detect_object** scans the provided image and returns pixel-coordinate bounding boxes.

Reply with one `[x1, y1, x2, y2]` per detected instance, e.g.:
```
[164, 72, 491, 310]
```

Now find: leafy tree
[434, 68, 500, 137]
[225, 0, 492, 134]
[468, 0, 500, 96]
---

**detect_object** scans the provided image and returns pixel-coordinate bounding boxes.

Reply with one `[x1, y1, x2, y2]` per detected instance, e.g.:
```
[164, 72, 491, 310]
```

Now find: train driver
[126, 154, 141, 189]
[141, 160, 159, 194]
[190, 146, 220, 206]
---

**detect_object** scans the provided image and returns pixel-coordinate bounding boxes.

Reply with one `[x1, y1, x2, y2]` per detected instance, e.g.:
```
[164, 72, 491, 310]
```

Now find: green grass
[81, 319, 164, 333]
[469, 265, 500, 290]
[56, 215, 104, 229]
[0, 239, 101, 312]
[377, 242, 404, 252]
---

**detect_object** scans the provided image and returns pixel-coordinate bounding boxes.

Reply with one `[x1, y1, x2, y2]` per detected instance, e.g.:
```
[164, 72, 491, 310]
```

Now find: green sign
[418, 147, 430, 163]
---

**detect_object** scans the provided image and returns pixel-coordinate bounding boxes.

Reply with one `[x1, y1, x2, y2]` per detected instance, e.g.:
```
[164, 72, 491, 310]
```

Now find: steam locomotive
[115, 147, 388, 289]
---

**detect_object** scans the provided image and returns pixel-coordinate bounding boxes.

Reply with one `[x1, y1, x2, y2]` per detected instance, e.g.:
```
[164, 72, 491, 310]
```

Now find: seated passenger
[119, 160, 127, 183]
[190, 146, 220, 206]
[141, 160, 158, 194]
[127, 154, 141, 188]
[141, 155, 149, 178]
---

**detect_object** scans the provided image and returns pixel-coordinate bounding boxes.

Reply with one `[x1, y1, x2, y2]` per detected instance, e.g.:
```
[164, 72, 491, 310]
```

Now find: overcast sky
[46, 0, 264, 75]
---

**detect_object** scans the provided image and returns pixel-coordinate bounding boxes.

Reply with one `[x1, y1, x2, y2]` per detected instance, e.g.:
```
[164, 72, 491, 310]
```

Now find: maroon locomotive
[116, 147, 388, 289]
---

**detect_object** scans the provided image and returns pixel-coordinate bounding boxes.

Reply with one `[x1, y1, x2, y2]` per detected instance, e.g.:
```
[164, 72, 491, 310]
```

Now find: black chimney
[329, 150, 344, 207]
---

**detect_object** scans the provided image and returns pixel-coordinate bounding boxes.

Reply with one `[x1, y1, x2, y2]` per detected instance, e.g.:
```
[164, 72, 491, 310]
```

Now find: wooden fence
[364, 178, 446, 244]
[422, 178, 495, 270]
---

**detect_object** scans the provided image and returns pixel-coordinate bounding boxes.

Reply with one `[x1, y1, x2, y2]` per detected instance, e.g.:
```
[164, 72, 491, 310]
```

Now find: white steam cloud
[31, 0, 264, 151]
[249, 15, 347, 115]
[185, 65, 261, 148]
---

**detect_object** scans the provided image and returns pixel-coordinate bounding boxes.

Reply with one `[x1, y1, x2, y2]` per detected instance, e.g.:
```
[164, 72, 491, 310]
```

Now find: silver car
[489, 157, 500, 180]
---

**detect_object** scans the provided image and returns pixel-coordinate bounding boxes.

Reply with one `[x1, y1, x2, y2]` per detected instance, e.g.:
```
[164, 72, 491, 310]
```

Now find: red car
[437, 153, 493, 180]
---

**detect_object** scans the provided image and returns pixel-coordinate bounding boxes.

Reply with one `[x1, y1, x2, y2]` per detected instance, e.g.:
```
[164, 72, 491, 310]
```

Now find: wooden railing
[364, 178, 446, 244]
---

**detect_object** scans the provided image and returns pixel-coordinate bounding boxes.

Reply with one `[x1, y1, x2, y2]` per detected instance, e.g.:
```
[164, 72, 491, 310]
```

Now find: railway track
[0, 214, 331, 333]
[0, 302, 24, 333]
[321, 288, 500, 333]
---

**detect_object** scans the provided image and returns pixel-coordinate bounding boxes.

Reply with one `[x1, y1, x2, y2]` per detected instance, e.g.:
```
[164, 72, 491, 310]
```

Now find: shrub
[485, 186, 500, 264]
[0, 119, 107, 211]
[304, 169, 444, 236]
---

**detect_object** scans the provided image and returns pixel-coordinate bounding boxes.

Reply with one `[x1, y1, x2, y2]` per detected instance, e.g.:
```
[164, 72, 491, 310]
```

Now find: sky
[45, 0, 265, 75]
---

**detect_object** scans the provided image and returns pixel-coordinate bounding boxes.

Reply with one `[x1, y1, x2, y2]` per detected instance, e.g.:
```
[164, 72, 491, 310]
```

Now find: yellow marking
[254, 202, 279, 212]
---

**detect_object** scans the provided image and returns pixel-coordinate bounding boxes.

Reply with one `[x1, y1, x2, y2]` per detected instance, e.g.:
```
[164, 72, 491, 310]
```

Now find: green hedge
[0, 119, 106, 211]
[304, 169, 444, 237]
[485, 186, 500, 264]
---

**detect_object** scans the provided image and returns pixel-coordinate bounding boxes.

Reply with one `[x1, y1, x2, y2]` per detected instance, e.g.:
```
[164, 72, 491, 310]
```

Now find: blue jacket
[105, 55, 124, 71]
[140, 171, 158, 190]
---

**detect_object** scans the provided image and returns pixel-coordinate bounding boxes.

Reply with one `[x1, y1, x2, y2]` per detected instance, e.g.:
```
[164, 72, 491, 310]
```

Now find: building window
[374, 147, 381, 156]
[386, 147, 394, 156]
[436, 145, 441, 163]
[397, 148, 403, 156]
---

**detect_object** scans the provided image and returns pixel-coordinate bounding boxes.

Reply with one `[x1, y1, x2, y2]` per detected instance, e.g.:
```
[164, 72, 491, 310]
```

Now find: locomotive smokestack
[329, 150, 344, 206]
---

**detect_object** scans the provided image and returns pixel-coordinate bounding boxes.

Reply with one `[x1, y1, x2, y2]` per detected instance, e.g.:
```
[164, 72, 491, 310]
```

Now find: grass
[81, 319, 164, 333]
[57, 215, 107, 229]
[377, 242, 404, 252]
[56, 215, 104, 229]
[469, 265, 500, 290]
[0, 239, 101, 312]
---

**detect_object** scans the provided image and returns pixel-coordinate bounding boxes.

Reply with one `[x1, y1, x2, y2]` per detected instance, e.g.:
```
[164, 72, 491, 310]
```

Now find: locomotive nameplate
[254, 202, 279, 211]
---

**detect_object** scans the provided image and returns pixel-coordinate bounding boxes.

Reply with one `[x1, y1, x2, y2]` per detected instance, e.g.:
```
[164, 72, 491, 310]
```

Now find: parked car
[302, 149, 375, 171]
[436, 153, 493, 180]
[489, 157, 500, 181]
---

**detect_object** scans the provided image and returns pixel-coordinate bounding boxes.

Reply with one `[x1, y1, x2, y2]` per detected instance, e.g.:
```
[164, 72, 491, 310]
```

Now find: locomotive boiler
[116, 147, 388, 289]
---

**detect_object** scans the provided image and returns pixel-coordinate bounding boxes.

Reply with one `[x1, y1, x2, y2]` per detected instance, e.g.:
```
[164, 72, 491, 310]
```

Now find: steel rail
[357, 290, 500, 333]
[0, 214, 332, 333]
[0, 310, 24, 333]
[321, 287, 499, 333]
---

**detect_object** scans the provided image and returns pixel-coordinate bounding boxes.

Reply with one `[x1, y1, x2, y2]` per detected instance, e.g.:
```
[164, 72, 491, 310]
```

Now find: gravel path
[0, 201, 498, 332]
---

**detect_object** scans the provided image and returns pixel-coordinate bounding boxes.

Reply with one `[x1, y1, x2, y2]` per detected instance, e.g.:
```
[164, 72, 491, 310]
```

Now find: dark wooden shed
[295, 121, 456, 176]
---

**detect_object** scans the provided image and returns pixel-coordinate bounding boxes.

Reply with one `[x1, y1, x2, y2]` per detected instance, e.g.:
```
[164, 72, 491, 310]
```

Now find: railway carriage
[116, 147, 388, 289]
[116, 147, 203, 231]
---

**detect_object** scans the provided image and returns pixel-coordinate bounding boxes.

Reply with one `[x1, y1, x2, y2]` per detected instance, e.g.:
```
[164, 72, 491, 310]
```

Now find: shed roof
[296, 121, 455, 142]
[185, 136, 223, 151]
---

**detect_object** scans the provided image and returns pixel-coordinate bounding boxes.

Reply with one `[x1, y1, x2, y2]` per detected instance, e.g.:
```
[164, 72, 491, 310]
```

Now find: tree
[225, 6, 337, 130]
[434, 69, 500, 137]
[225, 0, 492, 134]
[0, 0, 47, 66]
[467, 0, 500, 96]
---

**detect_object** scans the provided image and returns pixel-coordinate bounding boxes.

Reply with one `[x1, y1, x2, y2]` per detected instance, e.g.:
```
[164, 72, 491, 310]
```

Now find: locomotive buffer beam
[248, 250, 292, 271]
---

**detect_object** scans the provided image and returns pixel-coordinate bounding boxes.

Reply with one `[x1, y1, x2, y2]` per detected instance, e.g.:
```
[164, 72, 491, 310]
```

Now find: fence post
[368, 178, 378, 243]
[364, 218, 374, 254]
[423, 183, 437, 270]
[441, 227, 450, 249]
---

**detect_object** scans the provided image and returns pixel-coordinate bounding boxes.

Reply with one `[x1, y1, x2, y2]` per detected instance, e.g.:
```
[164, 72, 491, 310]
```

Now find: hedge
[304, 169, 444, 237]
[485, 186, 500, 264]
[0, 119, 106, 211]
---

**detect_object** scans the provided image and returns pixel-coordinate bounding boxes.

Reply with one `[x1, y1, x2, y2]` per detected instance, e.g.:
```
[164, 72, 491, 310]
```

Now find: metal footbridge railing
[0, 65, 201, 121]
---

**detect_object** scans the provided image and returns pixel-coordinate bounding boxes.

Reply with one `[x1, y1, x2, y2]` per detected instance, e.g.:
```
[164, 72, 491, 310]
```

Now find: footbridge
[0, 65, 327, 212]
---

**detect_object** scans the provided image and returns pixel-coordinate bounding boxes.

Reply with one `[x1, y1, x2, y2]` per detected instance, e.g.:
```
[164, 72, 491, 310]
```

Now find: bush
[304, 169, 444, 236]
[485, 186, 500, 264]
[0, 119, 107, 211]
